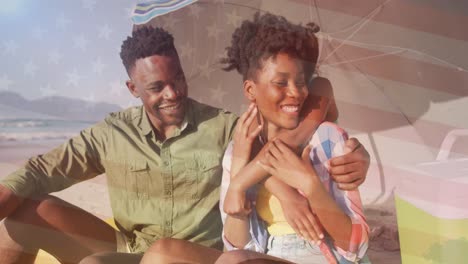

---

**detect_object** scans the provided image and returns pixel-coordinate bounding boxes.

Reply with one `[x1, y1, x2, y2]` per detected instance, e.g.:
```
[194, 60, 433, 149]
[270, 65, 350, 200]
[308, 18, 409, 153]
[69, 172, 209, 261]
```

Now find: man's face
[127, 54, 188, 131]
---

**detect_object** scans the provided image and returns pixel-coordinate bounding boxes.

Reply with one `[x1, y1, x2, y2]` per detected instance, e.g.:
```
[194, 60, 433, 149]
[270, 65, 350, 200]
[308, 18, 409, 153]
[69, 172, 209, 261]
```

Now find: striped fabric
[132, 0, 198, 25]
[220, 122, 370, 263]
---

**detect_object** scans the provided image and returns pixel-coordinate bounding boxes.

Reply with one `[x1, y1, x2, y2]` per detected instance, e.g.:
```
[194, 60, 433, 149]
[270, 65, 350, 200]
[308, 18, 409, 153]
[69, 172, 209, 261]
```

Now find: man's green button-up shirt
[1, 98, 238, 253]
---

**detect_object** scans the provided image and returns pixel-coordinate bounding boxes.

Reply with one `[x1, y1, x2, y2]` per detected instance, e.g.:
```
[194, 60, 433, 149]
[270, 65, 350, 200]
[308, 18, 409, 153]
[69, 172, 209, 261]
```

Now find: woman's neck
[264, 121, 284, 142]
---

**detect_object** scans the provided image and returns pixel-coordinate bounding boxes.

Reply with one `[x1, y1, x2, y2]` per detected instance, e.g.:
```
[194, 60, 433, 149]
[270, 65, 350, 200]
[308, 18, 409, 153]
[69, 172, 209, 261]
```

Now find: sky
[0, 0, 138, 108]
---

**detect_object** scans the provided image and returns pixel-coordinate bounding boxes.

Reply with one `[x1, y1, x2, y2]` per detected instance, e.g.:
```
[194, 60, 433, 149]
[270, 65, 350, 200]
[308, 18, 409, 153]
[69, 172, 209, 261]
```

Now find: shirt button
[166, 221, 170, 226]
[165, 190, 172, 196]
[163, 161, 169, 166]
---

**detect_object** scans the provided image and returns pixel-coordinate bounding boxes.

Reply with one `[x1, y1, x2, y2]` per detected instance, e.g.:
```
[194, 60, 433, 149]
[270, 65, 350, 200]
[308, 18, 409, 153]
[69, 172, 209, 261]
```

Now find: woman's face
[250, 53, 309, 136]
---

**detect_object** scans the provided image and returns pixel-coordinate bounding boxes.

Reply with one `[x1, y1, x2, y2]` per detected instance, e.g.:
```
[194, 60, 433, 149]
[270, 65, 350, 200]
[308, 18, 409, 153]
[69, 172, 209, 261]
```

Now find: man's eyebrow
[146, 81, 164, 89]
[148, 81, 164, 86]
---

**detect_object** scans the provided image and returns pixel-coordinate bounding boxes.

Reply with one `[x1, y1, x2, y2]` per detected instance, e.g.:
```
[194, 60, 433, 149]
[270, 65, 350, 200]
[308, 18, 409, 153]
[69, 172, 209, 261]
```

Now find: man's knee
[79, 253, 108, 264]
[79, 252, 141, 264]
[2, 195, 61, 243]
[8, 195, 62, 222]
[216, 251, 282, 264]
[141, 238, 185, 264]
[216, 251, 244, 264]
[147, 238, 180, 253]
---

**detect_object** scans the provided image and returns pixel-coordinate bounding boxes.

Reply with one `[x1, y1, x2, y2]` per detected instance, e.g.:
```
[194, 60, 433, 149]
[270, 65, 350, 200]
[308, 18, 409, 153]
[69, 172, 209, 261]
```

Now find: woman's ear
[243, 80, 256, 102]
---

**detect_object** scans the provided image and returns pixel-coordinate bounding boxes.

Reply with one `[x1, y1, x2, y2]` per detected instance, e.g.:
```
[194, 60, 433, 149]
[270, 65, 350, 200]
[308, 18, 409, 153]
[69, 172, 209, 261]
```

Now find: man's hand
[223, 182, 251, 219]
[278, 191, 324, 244]
[0, 185, 23, 221]
[329, 138, 370, 190]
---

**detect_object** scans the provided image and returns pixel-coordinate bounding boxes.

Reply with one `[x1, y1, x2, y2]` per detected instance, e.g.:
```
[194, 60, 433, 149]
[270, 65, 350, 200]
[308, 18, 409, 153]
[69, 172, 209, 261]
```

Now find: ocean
[0, 119, 94, 142]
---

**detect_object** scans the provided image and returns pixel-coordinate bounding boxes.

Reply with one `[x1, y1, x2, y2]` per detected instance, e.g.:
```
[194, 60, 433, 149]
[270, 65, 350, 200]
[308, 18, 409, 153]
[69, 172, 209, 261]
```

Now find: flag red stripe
[290, 0, 468, 41]
[366, 163, 468, 212]
[337, 99, 468, 156]
[321, 38, 468, 98]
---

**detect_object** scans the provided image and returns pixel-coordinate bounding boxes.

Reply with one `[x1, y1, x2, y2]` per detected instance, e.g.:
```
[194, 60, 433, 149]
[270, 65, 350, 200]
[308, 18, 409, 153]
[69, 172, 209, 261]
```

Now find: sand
[0, 140, 401, 263]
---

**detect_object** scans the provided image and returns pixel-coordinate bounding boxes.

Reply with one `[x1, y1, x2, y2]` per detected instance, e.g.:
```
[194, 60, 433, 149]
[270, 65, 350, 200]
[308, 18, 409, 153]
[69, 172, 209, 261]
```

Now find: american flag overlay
[1, 1, 467, 263]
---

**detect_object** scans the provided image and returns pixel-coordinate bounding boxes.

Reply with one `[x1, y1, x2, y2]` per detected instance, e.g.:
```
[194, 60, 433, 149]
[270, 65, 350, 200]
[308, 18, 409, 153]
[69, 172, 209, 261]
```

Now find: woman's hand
[258, 139, 318, 193]
[279, 191, 324, 244]
[231, 103, 262, 178]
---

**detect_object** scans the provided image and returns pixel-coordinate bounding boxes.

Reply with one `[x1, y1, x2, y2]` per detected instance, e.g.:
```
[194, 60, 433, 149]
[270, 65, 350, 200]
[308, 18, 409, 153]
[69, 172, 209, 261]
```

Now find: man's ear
[243, 80, 256, 102]
[126, 80, 140, 98]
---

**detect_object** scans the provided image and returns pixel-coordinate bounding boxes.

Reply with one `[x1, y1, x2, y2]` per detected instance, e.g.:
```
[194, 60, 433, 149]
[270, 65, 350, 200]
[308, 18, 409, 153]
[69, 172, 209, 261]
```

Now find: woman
[141, 12, 369, 264]
[220, 12, 369, 264]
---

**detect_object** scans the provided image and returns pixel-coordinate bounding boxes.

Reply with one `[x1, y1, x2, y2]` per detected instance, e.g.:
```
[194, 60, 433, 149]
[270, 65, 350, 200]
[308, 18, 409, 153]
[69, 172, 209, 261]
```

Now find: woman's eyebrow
[274, 71, 305, 77]
[274, 72, 289, 77]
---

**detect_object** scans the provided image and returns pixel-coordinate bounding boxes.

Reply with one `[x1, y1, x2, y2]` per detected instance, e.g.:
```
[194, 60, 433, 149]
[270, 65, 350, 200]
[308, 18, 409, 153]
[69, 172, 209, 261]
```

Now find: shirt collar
[136, 98, 196, 138]
[137, 106, 153, 137]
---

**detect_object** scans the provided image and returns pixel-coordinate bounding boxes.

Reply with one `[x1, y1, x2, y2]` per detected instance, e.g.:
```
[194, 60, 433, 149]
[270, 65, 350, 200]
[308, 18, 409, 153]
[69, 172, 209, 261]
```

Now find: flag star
[188, 4, 203, 19]
[198, 61, 215, 79]
[162, 14, 180, 30]
[92, 57, 107, 75]
[226, 9, 243, 27]
[0, 75, 14, 91]
[56, 13, 72, 30]
[24, 61, 38, 77]
[66, 69, 83, 87]
[82, 0, 96, 12]
[210, 84, 227, 104]
[98, 24, 113, 40]
[39, 84, 57, 97]
[73, 34, 89, 51]
[3, 40, 18, 55]
[179, 42, 194, 59]
[32, 27, 47, 40]
[110, 80, 124, 96]
[48, 50, 63, 65]
[207, 23, 222, 39]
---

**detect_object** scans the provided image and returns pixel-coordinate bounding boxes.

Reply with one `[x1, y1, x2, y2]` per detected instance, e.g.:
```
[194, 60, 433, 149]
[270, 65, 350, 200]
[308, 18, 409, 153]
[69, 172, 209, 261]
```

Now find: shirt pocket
[126, 160, 150, 200]
[184, 159, 198, 200]
[184, 153, 222, 200]
[196, 153, 222, 199]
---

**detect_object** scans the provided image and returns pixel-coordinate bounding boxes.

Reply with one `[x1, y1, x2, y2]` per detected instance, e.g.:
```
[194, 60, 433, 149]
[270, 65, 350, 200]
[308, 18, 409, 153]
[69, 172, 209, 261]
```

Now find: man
[0, 27, 369, 264]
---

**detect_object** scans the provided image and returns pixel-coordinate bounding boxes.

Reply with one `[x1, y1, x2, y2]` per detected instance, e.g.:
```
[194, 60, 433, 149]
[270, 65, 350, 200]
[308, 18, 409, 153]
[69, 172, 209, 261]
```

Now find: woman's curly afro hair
[222, 12, 320, 82]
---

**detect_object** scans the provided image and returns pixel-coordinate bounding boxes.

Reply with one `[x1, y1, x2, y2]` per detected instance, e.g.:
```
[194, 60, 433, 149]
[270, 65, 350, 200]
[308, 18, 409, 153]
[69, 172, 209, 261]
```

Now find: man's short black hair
[222, 12, 320, 82]
[120, 26, 177, 75]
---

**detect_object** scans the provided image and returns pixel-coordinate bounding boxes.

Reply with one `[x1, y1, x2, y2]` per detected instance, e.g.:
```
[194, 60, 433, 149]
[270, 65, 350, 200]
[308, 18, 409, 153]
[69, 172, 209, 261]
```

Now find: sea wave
[0, 120, 50, 128]
[0, 132, 80, 142]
